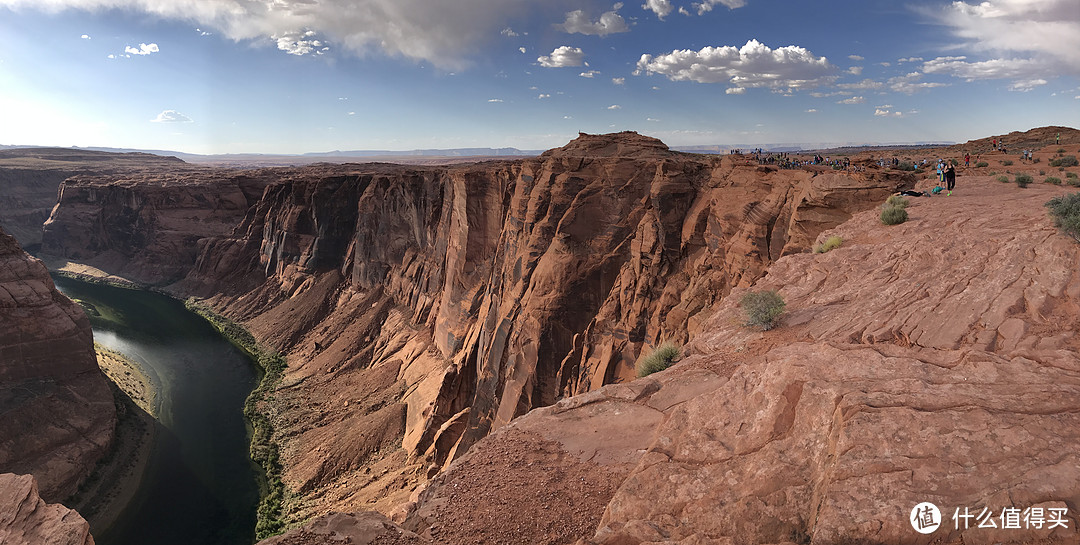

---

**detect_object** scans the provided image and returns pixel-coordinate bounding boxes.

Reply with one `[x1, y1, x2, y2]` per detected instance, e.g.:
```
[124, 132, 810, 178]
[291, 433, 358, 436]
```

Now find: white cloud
[647, 117, 660, 121]
[725, 87, 745, 94]
[897, 56, 923, 63]
[837, 78, 883, 90]
[519, 47, 527, 54]
[273, 30, 327, 56]
[805, 108, 817, 112]
[151, 109, 192, 123]
[347, 111, 356, 115]
[560, 4, 629, 36]
[196, 28, 211, 36]
[888, 71, 948, 94]
[692, 0, 747, 15]
[874, 108, 903, 117]
[922, 56, 1053, 86]
[580, 70, 600, 78]
[612, 77, 626, 85]
[563, 115, 573, 119]
[642, 0, 674, 19]
[80, 34, 90, 39]
[877, 104, 894, 108]
[634, 39, 834, 90]
[1008, 78, 1048, 91]
[107, 54, 115, 59]
[538, 93, 551, 99]
[501, 27, 519, 37]
[538, 46, 585, 68]
[837, 96, 865, 104]
[0, 0, 544, 69]
[607, 104, 621, 109]
[848, 66, 863, 75]
[487, 98, 504, 102]
[124, 42, 159, 56]
[848, 54, 863, 61]
[878, 61, 891, 67]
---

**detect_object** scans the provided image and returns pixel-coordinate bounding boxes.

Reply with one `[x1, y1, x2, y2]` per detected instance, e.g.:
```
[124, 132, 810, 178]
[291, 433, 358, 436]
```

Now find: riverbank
[184, 298, 289, 540]
[38, 255, 143, 289]
[67, 345, 158, 536]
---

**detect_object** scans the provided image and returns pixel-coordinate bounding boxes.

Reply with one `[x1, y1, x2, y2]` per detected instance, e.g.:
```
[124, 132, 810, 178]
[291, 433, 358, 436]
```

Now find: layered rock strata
[0, 473, 95, 545]
[41, 132, 912, 522]
[0, 227, 115, 501]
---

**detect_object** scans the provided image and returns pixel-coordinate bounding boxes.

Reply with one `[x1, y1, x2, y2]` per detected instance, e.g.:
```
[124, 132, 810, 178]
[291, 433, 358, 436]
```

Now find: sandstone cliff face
[41, 132, 912, 522]
[0, 227, 115, 502]
[382, 173, 1080, 545]
[0, 148, 185, 248]
[0, 473, 95, 545]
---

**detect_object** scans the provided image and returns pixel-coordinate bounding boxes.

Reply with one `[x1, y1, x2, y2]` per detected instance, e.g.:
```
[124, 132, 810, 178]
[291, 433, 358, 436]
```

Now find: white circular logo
[911, 502, 942, 534]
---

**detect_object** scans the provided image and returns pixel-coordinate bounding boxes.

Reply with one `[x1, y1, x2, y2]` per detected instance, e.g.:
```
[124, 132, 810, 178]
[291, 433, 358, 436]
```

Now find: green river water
[53, 276, 260, 545]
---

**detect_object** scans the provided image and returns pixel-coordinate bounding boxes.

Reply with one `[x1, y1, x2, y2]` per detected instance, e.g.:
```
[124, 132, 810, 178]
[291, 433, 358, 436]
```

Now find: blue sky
[1, 0, 1078, 154]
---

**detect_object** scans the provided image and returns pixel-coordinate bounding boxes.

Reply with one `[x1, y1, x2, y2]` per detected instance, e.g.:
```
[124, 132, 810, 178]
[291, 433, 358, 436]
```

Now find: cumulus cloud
[560, 4, 629, 35]
[848, 54, 863, 61]
[692, 0, 747, 15]
[805, 108, 817, 112]
[125, 42, 159, 55]
[634, 39, 834, 91]
[897, 56, 923, 63]
[725, 87, 745, 94]
[837, 96, 865, 104]
[487, 98, 504, 102]
[934, 0, 1080, 79]
[538, 93, 551, 99]
[273, 30, 329, 56]
[1009, 78, 1048, 91]
[0, 0, 543, 68]
[519, 47, 527, 54]
[538, 46, 585, 68]
[580, 70, 600, 78]
[837, 78, 884, 90]
[150, 109, 192, 123]
[612, 77, 626, 85]
[80, 34, 90, 39]
[874, 108, 903, 117]
[888, 71, 948, 94]
[500, 27, 519, 37]
[642, 0, 674, 19]
[922, 55, 1053, 85]
[848, 66, 863, 75]
[607, 104, 621, 109]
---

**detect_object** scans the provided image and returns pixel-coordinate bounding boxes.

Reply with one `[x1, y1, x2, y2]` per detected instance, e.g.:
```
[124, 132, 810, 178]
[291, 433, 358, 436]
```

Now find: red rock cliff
[0, 473, 96, 545]
[40, 132, 912, 522]
[0, 227, 115, 502]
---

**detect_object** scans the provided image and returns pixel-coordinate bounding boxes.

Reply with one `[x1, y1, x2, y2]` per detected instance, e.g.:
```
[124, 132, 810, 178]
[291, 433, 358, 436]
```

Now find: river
[53, 276, 260, 545]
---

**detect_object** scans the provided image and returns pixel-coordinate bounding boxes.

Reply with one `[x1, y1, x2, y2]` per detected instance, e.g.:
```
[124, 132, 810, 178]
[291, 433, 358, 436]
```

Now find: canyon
[3, 126, 1078, 543]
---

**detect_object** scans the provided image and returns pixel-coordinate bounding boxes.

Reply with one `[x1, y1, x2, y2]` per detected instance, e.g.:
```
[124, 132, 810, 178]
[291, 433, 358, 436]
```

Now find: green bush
[1046, 176, 1062, 185]
[1058, 148, 1067, 154]
[948, 158, 959, 166]
[1068, 172, 1079, 179]
[881, 206, 908, 225]
[1033, 157, 1041, 164]
[975, 161, 989, 167]
[1046, 193, 1080, 243]
[1015, 173, 1032, 188]
[1002, 160, 1014, 166]
[896, 161, 915, 171]
[1050, 156, 1079, 167]
[814, 235, 843, 254]
[1040, 170, 1046, 176]
[636, 343, 681, 377]
[996, 175, 1010, 183]
[885, 195, 910, 209]
[740, 290, 786, 331]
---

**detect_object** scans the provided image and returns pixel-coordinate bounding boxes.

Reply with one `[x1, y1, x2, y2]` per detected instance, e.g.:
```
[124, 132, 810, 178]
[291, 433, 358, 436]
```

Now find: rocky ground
[0, 473, 94, 545]
[261, 137, 1080, 544]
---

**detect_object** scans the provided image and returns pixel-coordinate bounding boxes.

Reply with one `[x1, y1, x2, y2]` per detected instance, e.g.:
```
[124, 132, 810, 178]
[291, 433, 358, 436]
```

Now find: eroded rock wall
[0, 227, 115, 502]
[40, 132, 912, 521]
[0, 473, 95, 545]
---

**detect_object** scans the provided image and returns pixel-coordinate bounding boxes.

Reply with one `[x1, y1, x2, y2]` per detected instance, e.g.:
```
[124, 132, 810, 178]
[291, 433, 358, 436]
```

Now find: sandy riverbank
[39, 255, 142, 289]
[66, 345, 159, 536]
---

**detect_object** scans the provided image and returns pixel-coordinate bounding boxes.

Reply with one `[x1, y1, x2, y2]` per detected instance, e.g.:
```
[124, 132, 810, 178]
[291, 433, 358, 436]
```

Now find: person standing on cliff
[945, 164, 956, 195]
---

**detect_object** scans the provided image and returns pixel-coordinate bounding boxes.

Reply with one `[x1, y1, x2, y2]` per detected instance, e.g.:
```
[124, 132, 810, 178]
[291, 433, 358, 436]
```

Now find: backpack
[931, 186, 943, 195]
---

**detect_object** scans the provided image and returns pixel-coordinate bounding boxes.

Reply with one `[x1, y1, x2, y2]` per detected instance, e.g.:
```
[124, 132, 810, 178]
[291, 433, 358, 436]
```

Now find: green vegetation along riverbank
[184, 298, 289, 540]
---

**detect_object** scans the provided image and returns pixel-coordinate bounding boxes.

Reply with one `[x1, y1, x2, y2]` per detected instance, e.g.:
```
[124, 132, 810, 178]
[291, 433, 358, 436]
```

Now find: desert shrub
[1050, 156, 1079, 168]
[948, 158, 959, 166]
[1015, 173, 1032, 188]
[975, 161, 989, 167]
[1058, 148, 1067, 154]
[1068, 172, 1079, 179]
[1033, 157, 1041, 164]
[814, 235, 843, 254]
[896, 161, 915, 171]
[1002, 159, 1014, 166]
[1046, 176, 1062, 185]
[880, 205, 908, 225]
[1040, 170, 1046, 176]
[885, 195, 910, 208]
[996, 175, 1010, 183]
[741, 290, 786, 331]
[636, 343, 681, 377]
[1046, 193, 1080, 243]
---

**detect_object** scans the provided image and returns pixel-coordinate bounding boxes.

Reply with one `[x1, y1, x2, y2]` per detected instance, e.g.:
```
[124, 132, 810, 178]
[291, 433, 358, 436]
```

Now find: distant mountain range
[0, 140, 956, 166]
